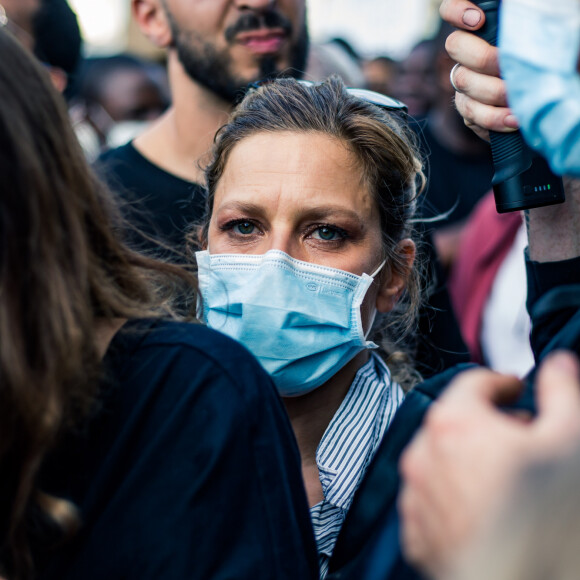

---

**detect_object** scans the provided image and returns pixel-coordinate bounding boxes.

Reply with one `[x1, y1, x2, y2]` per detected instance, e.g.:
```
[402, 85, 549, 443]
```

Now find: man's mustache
[225, 10, 293, 43]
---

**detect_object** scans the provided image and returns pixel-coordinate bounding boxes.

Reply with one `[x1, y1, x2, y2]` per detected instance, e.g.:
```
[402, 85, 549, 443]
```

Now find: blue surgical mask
[499, 0, 580, 177]
[196, 250, 384, 397]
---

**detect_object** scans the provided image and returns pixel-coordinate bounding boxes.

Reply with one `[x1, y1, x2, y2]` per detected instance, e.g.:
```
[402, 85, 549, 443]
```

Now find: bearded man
[99, 0, 309, 254]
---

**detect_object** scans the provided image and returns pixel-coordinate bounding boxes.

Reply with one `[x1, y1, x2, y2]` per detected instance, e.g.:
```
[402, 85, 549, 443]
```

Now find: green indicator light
[548, 184, 551, 190]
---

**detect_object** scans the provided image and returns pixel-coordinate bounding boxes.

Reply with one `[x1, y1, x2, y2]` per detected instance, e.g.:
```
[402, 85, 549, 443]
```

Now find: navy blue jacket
[38, 319, 319, 580]
[329, 255, 580, 580]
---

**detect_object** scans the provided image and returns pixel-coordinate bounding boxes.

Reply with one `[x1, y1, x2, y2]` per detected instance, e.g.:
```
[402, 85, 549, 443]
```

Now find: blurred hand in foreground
[399, 351, 580, 579]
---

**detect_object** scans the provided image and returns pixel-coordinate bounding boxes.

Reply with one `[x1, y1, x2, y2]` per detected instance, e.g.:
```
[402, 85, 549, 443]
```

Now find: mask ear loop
[370, 259, 387, 279]
[362, 259, 388, 340]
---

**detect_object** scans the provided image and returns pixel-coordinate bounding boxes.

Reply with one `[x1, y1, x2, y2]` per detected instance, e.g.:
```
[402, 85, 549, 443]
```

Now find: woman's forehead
[214, 130, 376, 215]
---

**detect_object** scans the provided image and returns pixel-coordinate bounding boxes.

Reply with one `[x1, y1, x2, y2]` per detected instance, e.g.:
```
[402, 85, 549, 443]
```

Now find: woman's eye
[233, 221, 255, 235]
[311, 226, 345, 241]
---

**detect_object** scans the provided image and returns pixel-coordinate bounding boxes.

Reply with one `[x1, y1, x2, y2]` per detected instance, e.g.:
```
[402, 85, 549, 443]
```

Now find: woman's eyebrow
[298, 206, 364, 222]
[214, 201, 267, 216]
[215, 202, 364, 222]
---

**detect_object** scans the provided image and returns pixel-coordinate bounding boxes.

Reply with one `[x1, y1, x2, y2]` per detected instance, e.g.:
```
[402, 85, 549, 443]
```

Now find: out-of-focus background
[69, 0, 441, 59]
[25, 0, 524, 374]
[64, 0, 512, 370]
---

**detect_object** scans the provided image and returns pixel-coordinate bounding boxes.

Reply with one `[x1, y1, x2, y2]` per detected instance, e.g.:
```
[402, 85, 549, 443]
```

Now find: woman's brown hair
[202, 76, 426, 386]
[0, 28, 196, 579]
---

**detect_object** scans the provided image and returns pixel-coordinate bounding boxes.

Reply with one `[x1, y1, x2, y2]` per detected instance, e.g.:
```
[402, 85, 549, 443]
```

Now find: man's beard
[166, 8, 309, 104]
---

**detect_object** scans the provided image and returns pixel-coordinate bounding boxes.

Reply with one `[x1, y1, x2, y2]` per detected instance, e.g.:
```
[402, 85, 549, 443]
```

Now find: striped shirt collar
[311, 352, 404, 576]
[317, 352, 402, 510]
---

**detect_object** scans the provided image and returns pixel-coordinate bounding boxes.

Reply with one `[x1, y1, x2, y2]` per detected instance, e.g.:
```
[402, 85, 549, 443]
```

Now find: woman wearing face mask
[0, 28, 318, 580]
[195, 76, 424, 577]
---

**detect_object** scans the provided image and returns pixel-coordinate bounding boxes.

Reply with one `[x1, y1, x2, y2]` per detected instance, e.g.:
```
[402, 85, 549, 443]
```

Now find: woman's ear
[375, 239, 416, 313]
[132, 0, 173, 49]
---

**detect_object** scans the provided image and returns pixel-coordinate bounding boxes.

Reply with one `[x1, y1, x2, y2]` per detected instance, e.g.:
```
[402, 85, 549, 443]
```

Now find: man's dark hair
[33, 0, 82, 77]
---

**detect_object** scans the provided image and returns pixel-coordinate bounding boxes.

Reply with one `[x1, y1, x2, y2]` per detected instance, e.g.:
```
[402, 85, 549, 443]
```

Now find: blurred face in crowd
[162, 0, 309, 102]
[0, 0, 40, 50]
[392, 42, 437, 118]
[84, 66, 169, 147]
[364, 57, 397, 97]
[99, 68, 168, 124]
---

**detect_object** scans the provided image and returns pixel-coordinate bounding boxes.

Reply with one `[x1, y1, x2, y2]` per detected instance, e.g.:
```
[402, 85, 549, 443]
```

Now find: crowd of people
[1, 0, 579, 579]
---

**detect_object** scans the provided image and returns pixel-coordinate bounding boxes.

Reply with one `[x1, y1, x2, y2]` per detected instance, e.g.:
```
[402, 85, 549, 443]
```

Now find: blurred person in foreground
[399, 0, 580, 578]
[402, 352, 580, 580]
[0, 25, 318, 580]
[454, 421, 580, 580]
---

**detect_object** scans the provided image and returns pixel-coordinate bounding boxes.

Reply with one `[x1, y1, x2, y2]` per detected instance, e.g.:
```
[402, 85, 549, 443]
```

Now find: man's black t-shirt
[97, 142, 206, 256]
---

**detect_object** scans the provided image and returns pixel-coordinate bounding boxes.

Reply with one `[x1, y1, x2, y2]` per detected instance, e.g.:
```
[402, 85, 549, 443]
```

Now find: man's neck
[133, 52, 233, 185]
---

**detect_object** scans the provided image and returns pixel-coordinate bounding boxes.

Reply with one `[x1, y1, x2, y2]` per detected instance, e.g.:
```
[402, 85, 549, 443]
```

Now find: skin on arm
[527, 178, 580, 262]
[399, 351, 580, 579]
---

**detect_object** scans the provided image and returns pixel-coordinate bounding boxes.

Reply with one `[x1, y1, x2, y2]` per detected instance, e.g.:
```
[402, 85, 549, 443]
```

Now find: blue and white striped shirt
[310, 352, 404, 578]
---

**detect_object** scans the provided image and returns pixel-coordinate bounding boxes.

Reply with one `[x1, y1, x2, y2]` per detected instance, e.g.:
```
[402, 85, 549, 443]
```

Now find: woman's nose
[265, 231, 304, 261]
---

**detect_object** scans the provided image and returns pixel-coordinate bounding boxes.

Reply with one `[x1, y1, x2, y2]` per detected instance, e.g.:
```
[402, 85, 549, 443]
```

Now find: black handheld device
[469, 0, 565, 213]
